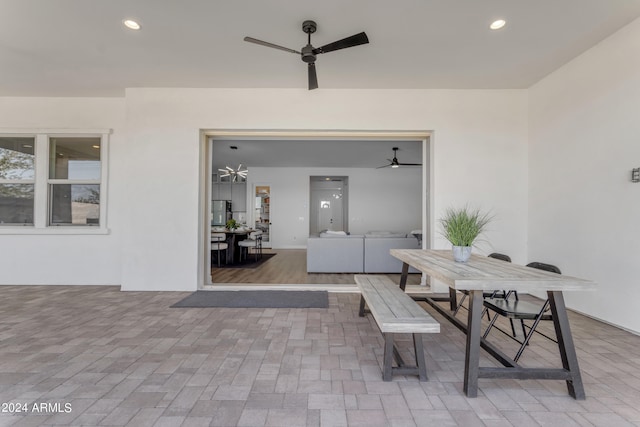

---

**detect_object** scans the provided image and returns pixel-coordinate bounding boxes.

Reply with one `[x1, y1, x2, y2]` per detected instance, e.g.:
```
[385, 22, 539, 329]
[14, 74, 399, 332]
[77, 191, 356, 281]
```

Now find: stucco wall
[120, 88, 528, 291]
[0, 97, 125, 285]
[0, 90, 528, 296]
[528, 18, 640, 333]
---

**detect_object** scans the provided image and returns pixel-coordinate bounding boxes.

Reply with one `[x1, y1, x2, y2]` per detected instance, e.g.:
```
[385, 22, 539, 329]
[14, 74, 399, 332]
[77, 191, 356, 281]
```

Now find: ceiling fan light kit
[244, 20, 369, 90]
[218, 164, 248, 182]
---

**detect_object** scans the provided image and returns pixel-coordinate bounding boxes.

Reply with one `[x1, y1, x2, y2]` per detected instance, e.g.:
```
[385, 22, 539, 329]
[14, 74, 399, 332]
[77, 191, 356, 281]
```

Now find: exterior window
[49, 137, 101, 225]
[0, 131, 107, 231]
[0, 137, 35, 225]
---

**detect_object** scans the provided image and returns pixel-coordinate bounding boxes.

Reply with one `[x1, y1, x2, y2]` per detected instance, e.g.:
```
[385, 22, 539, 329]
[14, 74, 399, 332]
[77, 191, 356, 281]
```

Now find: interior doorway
[202, 131, 432, 288]
[254, 185, 271, 247]
[309, 176, 348, 235]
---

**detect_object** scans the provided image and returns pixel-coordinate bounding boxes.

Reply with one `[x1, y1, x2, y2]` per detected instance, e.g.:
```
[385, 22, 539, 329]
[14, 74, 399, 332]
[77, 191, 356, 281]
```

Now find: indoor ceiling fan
[244, 20, 369, 90]
[377, 147, 422, 169]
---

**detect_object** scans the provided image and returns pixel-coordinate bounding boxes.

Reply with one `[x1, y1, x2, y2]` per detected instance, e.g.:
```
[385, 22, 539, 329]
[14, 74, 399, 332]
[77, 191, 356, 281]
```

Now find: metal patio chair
[482, 261, 561, 362]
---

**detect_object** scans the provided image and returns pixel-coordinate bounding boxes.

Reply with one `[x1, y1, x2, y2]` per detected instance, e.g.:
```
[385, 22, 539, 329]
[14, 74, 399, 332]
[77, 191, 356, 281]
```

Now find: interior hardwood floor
[211, 248, 423, 286]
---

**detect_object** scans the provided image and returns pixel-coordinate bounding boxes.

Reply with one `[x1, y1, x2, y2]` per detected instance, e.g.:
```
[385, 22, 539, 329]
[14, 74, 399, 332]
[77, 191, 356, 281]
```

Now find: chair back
[526, 262, 561, 274]
[488, 253, 511, 262]
[211, 232, 226, 242]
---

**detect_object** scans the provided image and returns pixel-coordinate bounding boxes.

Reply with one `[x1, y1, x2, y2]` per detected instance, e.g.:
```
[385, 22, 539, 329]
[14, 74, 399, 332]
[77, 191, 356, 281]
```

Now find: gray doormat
[171, 290, 329, 308]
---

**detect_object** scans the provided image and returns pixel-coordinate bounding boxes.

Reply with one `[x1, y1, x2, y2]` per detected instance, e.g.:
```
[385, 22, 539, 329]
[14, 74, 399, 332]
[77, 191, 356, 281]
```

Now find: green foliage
[75, 188, 100, 205]
[0, 148, 33, 180]
[226, 219, 237, 230]
[439, 206, 492, 247]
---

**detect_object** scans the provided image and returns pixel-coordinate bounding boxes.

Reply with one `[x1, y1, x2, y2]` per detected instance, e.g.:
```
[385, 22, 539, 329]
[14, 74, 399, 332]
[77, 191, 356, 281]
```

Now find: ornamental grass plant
[439, 206, 492, 247]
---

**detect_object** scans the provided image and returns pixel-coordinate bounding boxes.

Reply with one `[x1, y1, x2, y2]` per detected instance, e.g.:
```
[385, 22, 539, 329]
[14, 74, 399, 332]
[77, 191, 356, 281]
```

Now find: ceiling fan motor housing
[301, 45, 316, 63]
[301, 21, 318, 63]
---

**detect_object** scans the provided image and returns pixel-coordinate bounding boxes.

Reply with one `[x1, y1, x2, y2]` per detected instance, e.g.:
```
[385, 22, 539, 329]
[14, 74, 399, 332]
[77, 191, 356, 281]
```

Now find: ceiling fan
[244, 20, 369, 90]
[377, 147, 422, 169]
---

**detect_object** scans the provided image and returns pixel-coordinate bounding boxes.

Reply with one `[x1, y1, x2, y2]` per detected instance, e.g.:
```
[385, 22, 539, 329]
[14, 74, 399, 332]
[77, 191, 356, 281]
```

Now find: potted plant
[226, 219, 237, 230]
[439, 206, 492, 262]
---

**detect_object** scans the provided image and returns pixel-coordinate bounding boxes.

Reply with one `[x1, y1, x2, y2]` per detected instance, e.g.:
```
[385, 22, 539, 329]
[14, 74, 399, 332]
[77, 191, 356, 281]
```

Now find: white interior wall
[528, 17, 640, 333]
[0, 97, 125, 285]
[248, 166, 422, 248]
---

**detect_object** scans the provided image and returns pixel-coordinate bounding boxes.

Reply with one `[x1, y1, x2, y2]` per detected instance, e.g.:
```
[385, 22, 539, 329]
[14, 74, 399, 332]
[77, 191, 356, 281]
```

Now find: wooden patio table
[390, 249, 597, 399]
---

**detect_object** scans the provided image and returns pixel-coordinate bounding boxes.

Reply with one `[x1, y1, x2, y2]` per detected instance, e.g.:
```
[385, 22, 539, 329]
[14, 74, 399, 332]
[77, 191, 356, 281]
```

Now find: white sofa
[306, 231, 421, 273]
[363, 234, 420, 273]
[306, 234, 364, 273]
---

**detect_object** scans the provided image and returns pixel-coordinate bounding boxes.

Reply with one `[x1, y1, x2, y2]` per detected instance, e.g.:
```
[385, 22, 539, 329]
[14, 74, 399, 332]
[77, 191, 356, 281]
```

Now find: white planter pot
[452, 246, 472, 263]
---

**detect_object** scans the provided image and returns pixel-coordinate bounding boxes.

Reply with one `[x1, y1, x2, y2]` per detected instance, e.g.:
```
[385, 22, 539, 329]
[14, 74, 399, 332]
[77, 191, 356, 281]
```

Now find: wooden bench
[355, 274, 440, 381]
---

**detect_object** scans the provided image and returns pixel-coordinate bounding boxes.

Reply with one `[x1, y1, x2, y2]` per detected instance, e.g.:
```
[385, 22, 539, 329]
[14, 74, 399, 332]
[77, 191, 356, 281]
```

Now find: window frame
[48, 135, 103, 227]
[0, 129, 110, 235]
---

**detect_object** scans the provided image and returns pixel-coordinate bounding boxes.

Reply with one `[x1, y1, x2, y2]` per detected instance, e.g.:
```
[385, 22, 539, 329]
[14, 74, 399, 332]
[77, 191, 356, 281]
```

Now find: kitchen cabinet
[212, 182, 246, 212]
[231, 182, 246, 212]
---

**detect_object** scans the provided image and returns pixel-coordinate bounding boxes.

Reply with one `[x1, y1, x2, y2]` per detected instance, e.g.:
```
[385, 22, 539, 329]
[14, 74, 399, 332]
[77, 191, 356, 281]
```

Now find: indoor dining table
[390, 249, 597, 399]
[217, 229, 252, 264]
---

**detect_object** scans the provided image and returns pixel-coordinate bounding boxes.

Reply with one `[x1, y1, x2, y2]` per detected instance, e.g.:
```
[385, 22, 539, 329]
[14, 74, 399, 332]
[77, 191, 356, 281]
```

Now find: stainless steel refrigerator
[212, 200, 232, 226]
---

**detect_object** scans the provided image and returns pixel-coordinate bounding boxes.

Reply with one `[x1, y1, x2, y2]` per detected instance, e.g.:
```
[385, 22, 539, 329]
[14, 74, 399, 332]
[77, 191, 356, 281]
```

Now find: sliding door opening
[202, 131, 432, 287]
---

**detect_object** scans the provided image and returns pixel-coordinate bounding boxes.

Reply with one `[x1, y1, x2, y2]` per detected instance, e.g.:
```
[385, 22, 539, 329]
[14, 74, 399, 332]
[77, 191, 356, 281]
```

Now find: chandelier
[218, 164, 248, 182]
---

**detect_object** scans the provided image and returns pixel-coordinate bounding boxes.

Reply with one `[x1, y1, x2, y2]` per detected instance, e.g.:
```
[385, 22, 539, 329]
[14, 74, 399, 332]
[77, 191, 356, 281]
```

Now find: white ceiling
[6, 1, 639, 169]
[2, 0, 640, 97]
[211, 138, 423, 171]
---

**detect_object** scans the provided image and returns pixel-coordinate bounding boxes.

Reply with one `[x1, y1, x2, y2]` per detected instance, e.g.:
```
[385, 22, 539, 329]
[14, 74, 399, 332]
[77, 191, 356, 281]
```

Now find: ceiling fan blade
[376, 164, 391, 169]
[308, 63, 318, 90]
[243, 36, 301, 54]
[399, 163, 422, 166]
[314, 32, 369, 54]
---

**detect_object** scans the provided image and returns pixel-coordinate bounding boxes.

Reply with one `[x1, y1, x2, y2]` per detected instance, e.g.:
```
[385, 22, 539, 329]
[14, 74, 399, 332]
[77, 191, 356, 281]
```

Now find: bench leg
[359, 295, 367, 317]
[382, 332, 428, 382]
[383, 333, 394, 381]
[413, 333, 428, 381]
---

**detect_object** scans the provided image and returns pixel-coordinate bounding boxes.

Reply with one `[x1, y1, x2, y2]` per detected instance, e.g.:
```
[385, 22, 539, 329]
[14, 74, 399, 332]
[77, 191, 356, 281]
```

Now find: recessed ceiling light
[123, 19, 141, 30]
[490, 19, 506, 30]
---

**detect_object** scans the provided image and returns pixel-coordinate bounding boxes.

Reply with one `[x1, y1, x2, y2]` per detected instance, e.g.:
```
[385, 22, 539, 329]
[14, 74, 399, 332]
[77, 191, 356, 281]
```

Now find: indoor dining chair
[238, 230, 263, 262]
[211, 232, 229, 267]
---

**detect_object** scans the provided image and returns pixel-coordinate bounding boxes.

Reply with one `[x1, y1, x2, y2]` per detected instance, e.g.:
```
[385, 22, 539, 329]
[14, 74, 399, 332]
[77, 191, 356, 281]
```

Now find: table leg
[449, 287, 458, 312]
[399, 262, 409, 291]
[225, 235, 234, 264]
[463, 290, 483, 397]
[548, 290, 586, 400]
